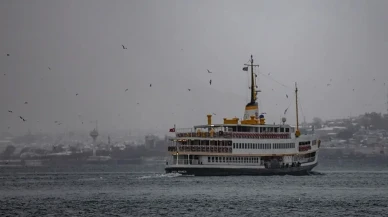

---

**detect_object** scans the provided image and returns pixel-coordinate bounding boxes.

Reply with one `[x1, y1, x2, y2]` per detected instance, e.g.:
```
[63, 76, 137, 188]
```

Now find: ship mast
[250, 55, 256, 103]
[295, 82, 301, 137]
[244, 55, 260, 103]
[242, 55, 261, 121]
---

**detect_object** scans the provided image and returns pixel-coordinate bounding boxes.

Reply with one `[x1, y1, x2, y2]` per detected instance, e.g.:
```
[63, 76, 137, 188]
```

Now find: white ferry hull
[165, 162, 318, 176]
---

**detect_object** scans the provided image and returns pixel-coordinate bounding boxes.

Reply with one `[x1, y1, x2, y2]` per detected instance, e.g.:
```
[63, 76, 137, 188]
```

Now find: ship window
[280, 128, 284, 132]
[274, 128, 279, 132]
[211, 157, 214, 162]
[285, 128, 290, 132]
[208, 157, 210, 162]
[223, 157, 225, 163]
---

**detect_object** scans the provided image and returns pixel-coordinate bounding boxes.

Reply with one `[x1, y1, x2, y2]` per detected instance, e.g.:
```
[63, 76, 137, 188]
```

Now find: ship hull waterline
[165, 162, 318, 176]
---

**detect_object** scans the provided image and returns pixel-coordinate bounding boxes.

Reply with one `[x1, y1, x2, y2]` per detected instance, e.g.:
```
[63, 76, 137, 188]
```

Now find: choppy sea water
[1, 159, 388, 217]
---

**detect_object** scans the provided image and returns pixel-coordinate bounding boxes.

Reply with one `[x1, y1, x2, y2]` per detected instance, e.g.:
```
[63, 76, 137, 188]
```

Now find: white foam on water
[137, 173, 181, 179]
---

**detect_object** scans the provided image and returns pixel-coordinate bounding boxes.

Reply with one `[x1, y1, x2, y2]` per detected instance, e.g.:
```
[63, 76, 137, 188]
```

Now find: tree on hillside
[359, 112, 388, 130]
[1, 145, 16, 159]
[337, 130, 354, 140]
[312, 117, 323, 129]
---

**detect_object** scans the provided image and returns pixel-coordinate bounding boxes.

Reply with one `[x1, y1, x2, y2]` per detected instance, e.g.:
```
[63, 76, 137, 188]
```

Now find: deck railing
[167, 145, 233, 153]
[174, 131, 291, 139]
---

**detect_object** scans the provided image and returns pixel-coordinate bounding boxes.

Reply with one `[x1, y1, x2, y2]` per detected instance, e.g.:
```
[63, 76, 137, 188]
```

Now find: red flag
[169, 128, 175, 132]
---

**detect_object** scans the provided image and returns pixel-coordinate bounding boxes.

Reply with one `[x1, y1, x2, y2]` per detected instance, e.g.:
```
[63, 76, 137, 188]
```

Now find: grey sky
[1, 0, 388, 134]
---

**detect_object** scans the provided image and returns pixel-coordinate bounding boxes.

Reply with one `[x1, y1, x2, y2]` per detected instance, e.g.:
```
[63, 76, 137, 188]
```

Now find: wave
[137, 173, 181, 179]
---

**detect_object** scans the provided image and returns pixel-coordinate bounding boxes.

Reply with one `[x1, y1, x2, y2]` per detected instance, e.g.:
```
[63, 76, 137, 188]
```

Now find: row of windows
[208, 156, 261, 164]
[233, 143, 271, 149]
[233, 143, 295, 149]
[299, 141, 311, 146]
[273, 143, 295, 149]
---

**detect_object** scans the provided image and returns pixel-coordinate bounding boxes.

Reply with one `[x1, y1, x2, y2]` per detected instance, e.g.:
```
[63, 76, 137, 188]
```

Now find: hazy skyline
[1, 0, 388, 134]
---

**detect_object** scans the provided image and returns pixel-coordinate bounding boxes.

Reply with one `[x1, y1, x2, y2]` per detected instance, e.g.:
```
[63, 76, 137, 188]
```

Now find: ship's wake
[308, 171, 325, 176]
[137, 173, 181, 179]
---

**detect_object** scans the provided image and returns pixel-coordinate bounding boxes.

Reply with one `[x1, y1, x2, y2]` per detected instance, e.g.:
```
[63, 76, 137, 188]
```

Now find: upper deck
[174, 124, 295, 140]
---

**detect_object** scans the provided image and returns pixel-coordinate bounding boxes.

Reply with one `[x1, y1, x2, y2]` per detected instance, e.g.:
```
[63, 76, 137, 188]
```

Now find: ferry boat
[165, 55, 321, 176]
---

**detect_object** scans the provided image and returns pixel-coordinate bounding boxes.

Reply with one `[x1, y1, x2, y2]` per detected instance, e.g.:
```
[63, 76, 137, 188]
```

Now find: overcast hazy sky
[1, 0, 388, 134]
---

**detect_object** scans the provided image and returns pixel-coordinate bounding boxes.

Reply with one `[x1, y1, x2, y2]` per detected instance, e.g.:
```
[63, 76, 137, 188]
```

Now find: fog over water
[1, 0, 388, 134]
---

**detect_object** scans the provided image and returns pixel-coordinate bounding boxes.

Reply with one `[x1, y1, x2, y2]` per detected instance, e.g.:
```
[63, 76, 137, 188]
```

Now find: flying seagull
[209, 80, 212, 85]
[207, 69, 212, 73]
[122, 45, 127, 49]
[8, 110, 12, 113]
[125, 89, 128, 92]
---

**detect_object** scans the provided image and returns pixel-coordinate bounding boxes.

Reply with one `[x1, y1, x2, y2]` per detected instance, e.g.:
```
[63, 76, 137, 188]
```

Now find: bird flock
[3, 47, 217, 132]
[4, 50, 387, 132]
